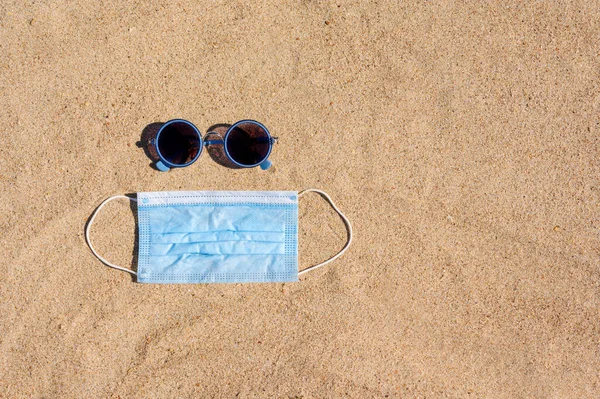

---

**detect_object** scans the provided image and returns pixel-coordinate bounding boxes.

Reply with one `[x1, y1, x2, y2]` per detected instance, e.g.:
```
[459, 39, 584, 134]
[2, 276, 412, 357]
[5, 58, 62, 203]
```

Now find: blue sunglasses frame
[150, 119, 277, 171]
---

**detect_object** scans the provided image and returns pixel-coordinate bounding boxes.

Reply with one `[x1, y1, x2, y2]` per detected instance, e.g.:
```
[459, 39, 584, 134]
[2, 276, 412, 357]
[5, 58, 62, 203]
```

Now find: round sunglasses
[150, 119, 276, 171]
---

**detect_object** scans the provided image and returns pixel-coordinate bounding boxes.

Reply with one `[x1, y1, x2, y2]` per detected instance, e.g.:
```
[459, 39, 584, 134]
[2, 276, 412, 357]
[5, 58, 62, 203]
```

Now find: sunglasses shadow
[205, 123, 243, 169]
[137, 122, 164, 170]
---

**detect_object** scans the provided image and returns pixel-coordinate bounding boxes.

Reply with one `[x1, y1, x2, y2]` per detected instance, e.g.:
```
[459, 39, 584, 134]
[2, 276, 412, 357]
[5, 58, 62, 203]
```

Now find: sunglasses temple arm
[254, 137, 278, 144]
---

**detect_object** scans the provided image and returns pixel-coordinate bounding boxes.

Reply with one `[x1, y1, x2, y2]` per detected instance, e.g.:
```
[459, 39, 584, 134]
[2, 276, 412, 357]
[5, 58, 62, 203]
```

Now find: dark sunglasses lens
[226, 122, 270, 166]
[157, 122, 200, 165]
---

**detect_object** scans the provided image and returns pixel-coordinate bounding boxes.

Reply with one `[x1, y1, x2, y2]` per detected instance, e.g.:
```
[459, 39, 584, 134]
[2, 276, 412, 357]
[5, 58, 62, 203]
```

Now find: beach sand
[1, 1, 599, 397]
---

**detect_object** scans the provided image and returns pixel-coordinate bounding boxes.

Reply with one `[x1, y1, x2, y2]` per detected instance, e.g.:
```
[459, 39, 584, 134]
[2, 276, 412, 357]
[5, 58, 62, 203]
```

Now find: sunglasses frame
[152, 119, 204, 169]
[150, 119, 276, 171]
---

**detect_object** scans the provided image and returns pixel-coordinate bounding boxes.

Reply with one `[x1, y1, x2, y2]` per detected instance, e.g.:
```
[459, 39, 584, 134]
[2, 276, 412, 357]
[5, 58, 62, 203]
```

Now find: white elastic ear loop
[298, 189, 353, 276]
[85, 195, 138, 276]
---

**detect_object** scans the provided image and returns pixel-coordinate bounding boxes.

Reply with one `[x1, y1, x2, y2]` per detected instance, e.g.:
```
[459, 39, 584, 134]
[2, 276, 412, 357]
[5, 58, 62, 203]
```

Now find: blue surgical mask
[86, 190, 352, 283]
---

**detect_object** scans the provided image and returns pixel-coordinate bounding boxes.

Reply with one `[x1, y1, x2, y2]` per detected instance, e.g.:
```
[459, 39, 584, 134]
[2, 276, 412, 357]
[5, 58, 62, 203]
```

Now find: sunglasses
[149, 119, 277, 171]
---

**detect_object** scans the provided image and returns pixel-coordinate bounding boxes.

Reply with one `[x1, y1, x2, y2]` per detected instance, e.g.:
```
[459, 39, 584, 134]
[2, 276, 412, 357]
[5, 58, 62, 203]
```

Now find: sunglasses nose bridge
[203, 131, 224, 146]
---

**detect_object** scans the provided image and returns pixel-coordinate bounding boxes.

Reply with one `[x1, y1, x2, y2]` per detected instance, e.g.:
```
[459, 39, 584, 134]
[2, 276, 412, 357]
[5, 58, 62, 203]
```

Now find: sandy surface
[1, 1, 599, 397]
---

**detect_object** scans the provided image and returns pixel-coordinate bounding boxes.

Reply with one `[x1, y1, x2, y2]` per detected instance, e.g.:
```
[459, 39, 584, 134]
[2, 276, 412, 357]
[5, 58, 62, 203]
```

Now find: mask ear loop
[298, 189, 353, 276]
[85, 195, 138, 276]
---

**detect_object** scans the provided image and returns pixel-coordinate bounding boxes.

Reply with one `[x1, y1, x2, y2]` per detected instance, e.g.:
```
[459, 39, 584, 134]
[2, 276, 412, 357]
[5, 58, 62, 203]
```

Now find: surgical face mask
[85, 190, 352, 283]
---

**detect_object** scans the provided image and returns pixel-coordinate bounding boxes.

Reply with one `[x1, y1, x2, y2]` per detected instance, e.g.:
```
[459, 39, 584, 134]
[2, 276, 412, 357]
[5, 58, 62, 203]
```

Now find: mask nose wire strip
[297, 189, 353, 276]
[85, 195, 138, 276]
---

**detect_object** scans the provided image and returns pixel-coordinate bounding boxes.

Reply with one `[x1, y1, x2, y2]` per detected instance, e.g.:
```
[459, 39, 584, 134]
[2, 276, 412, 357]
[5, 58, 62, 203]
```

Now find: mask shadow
[128, 195, 139, 282]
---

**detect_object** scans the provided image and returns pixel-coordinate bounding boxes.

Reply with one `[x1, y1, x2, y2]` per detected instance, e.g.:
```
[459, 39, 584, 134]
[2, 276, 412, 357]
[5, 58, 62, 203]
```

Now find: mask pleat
[147, 206, 288, 234]
[149, 241, 286, 256]
[149, 231, 286, 244]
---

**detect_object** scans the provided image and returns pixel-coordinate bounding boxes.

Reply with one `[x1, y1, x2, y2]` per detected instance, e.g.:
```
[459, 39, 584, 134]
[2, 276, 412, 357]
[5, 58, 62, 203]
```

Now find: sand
[1, 1, 599, 397]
